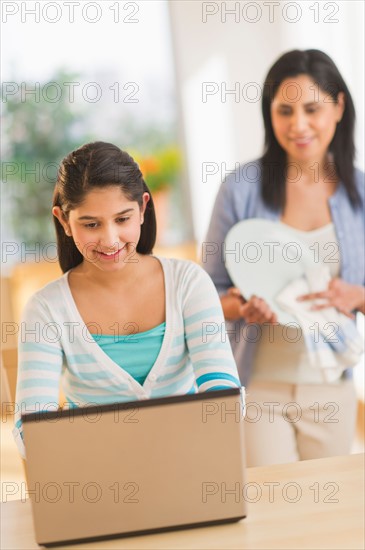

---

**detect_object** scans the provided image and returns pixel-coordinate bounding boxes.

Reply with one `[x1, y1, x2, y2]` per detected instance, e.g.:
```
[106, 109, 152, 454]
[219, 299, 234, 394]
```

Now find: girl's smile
[95, 246, 126, 261]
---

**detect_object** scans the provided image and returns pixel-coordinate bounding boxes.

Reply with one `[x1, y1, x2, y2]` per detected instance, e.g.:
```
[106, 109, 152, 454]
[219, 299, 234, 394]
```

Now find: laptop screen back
[22, 388, 246, 546]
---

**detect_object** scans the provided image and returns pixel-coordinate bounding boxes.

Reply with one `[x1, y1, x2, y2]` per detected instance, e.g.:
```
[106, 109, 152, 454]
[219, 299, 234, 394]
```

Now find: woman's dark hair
[53, 141, 156, 273]
[261, 49, 360, 209]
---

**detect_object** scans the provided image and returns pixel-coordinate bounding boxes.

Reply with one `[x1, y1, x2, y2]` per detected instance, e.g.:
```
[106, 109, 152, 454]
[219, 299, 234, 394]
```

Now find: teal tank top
[91, 322, 166, 385]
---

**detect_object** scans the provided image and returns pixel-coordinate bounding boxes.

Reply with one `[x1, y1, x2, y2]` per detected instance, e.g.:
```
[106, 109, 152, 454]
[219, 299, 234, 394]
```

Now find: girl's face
[53, 186, 150, 272]
[270, 74, 345, 167]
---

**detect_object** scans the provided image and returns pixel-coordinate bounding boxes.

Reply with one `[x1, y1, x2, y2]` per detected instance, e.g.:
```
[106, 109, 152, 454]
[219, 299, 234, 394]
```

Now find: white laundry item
[275, 266, 364, 383]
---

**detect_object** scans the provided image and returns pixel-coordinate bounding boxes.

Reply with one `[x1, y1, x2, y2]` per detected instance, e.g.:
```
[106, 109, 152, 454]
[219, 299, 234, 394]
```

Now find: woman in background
[14, 141, 242, 458]
[204, 49, 364, 466]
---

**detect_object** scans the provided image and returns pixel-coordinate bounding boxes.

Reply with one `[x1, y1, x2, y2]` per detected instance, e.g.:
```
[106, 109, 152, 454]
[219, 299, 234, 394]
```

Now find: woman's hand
[221, 287, 278, 324]
[297, 278, 365, 318]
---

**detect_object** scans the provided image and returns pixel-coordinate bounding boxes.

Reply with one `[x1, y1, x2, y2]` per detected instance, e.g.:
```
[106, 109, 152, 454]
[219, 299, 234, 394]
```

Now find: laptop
[22, 387, 247, 547]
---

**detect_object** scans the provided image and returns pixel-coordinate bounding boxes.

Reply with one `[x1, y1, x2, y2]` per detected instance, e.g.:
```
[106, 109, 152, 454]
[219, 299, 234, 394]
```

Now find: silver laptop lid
[22, 388, 247, 546]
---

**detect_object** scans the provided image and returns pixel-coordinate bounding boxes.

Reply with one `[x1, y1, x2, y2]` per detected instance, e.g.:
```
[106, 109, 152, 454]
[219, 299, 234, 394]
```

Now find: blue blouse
[91, 323, 166, 385]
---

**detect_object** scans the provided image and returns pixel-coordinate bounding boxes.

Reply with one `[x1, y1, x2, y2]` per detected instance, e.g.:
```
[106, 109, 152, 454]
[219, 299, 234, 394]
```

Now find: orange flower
[131, 147, 182, 193]
[139, 157, 160, 176]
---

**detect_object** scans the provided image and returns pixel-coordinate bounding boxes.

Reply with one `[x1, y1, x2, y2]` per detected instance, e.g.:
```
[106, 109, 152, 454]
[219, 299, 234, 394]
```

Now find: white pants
[243, 379, 357, 467]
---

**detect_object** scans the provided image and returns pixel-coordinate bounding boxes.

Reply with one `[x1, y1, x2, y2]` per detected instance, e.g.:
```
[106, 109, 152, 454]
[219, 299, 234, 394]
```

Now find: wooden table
[1, 454, 364, 549]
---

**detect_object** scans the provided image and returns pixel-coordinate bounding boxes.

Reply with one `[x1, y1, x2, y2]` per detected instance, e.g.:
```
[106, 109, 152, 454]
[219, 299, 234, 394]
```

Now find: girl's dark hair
[261, 49, 360, 209]
[53, 141, 156, 273]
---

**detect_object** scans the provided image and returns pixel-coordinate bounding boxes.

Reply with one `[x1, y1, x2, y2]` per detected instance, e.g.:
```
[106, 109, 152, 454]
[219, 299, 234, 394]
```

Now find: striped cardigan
[13, 257, 242, 457]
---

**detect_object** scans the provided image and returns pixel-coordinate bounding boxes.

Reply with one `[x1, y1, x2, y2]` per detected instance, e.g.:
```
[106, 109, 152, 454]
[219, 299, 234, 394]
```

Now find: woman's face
[270, 74, 345, 167]
[53, 186, 149, 272]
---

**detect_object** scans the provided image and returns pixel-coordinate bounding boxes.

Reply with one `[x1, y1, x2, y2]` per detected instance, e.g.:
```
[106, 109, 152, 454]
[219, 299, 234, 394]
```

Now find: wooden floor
[1, 414, 363, 503]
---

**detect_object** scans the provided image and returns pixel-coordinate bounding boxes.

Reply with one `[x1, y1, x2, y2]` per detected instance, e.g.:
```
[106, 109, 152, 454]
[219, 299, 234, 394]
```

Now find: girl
[14, 141, 242, 457]
[204, 49, 364, 466]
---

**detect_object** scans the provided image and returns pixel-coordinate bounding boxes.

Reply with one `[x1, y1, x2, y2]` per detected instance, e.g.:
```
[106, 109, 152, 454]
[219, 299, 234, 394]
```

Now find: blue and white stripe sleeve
[181, 263, 242, 392]
[13, 294, 63, 458]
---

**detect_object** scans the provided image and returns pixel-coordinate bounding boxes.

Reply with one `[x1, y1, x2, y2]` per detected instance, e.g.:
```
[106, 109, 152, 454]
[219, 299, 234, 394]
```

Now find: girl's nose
[99, 226, 120, 250]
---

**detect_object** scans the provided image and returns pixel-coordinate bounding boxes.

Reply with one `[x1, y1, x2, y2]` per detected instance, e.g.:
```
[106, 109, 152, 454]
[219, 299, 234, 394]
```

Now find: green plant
[2, 69, 89, 246]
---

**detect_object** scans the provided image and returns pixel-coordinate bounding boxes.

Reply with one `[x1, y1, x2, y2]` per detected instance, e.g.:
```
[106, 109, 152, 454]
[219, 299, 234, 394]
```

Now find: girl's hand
[297, 278, 365, 318]
[221, 287, 278, 324]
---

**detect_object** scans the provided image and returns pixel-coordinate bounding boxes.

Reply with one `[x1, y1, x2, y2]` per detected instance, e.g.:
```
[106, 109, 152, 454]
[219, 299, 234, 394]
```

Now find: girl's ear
[52, 206, 72, 236]
[140, 193, 150, 224]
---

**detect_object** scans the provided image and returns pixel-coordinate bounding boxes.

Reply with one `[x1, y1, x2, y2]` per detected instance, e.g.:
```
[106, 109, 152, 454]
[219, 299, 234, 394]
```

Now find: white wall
[169, 1, 365, 244]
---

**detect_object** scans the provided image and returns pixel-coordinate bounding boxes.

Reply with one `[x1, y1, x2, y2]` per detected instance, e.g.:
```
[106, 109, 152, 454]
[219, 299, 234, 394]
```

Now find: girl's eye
[278, 108, 291, 116]
[306, 107, 319, 114]
[83, 217, 129, 229]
